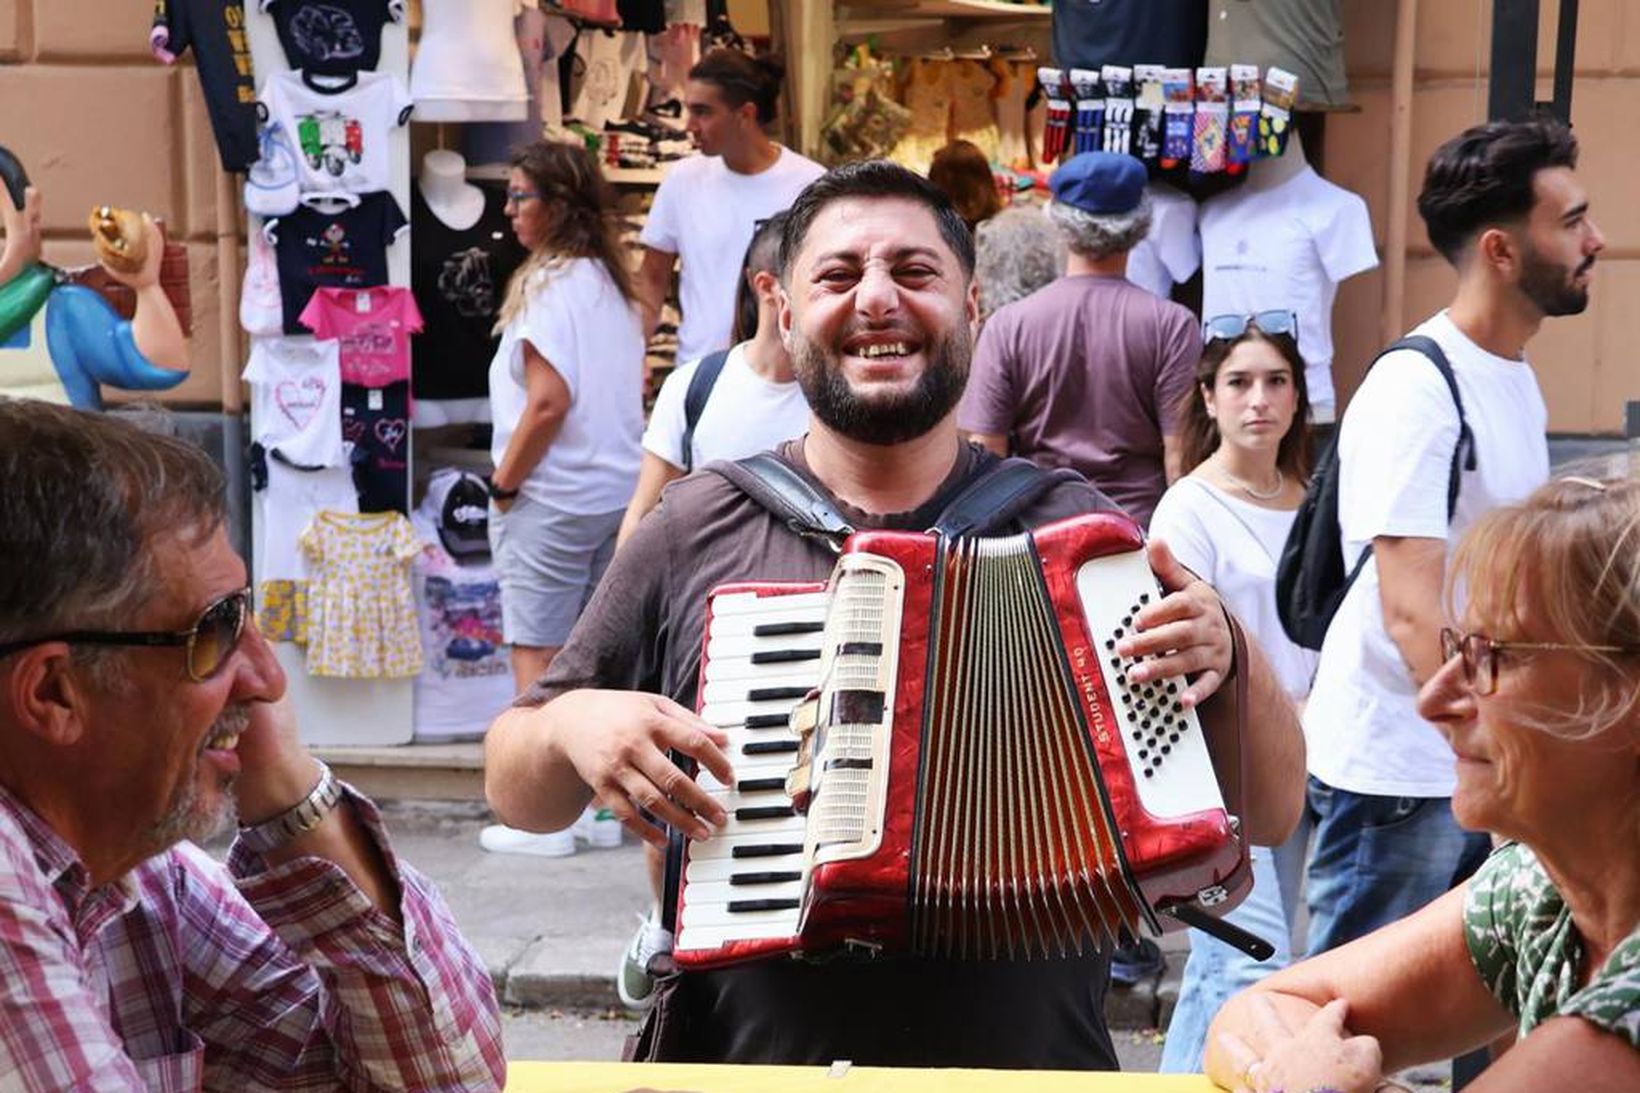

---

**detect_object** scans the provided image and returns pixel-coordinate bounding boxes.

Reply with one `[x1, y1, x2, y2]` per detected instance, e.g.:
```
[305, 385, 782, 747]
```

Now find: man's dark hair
[778, 160, 977, 281]
[732, 211, 789, 343]
[688, 49, 785, 125]
[1418, 116, 1579, 265]
[0, 400, 225, 645]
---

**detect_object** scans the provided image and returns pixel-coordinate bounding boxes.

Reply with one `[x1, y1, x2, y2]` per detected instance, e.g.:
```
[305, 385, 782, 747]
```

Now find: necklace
[1218, 465, 1285, 501]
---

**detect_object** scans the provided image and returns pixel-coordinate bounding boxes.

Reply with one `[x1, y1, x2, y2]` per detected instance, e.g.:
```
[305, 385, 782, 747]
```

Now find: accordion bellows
[677, 513, 1251, 968]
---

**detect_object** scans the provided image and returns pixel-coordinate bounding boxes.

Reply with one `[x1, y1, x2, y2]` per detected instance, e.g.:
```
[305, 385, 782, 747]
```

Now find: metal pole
[1488, 0, 1540, 121]
[1383, 0, 1418, 346]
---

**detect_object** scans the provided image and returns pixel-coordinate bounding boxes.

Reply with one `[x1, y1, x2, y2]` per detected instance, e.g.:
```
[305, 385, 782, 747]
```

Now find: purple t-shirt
[957, 274, 1201, 528]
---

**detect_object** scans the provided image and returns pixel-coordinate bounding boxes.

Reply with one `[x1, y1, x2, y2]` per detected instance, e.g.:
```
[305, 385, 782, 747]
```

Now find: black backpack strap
[930, 457, 1083, 539]
[1388, 334, 1474, 520]
[708, 451, 855, 551]
[678, 349, 731, 473]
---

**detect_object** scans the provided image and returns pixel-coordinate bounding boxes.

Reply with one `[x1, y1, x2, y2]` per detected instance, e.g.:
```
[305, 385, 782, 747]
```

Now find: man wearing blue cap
[958, 151, 1201, 529]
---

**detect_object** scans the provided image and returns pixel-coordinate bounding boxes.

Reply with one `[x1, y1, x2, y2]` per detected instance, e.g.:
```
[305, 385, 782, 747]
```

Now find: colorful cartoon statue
[0, 144, 190, 409]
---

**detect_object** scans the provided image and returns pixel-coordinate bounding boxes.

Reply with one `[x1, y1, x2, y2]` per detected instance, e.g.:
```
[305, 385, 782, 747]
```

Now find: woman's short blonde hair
[1450, 469, 1640, 738]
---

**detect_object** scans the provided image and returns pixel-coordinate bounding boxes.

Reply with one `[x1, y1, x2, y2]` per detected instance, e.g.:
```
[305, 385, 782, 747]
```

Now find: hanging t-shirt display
[341, 379, 411, 512]
[300, 284, 424, 387]
[410, 469, 511, 743]
[410, 180, 525, 406]
[240, 222, 284, 336]
[260, 70, 412, 196]
[252, 457, 359, 641]
[299, 509, 424, 678]
[1127, 182, 1200, 298]
[243, 336, 346, 467]
[409, 0, 529, 122]
[150, 0, 261, 171]
[261, 0, 404, 77]
[267, 191, 408, 334]
[1204, 0, 1349, 110]
[1052, 0, 1207, 71]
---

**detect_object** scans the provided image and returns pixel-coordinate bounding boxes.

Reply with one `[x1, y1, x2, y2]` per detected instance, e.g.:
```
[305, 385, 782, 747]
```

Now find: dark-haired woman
[928, 139, 1003, 235]
[1153, 312, 1317, 1072]
[636, 48, 823, 366]
[486, 140, 644, 696]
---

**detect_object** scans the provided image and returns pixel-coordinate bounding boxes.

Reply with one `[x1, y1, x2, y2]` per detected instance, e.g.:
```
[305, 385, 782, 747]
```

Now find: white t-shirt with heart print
[244, 336, 346, 467]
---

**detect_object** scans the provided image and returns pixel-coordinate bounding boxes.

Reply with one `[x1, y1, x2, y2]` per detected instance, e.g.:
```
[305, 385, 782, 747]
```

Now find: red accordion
[674, 512, 1252, 969]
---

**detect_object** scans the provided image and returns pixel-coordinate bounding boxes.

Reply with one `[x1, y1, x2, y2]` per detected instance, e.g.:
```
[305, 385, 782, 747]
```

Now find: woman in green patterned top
[1202, 474, 1639, 1093]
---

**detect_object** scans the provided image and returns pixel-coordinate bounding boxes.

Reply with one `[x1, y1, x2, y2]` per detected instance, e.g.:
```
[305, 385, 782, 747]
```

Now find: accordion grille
[910, 534, 1146, 960]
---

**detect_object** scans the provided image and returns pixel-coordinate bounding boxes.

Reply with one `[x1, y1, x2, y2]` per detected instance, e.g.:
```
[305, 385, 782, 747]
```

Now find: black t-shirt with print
[268, 192, 407, 334]
[410, 180, 526, 402]
[342, 379, 411, 513]
[151, 0, 260, 171]
[1051, 0, 1207, 70]
[263, 0, 401, 76]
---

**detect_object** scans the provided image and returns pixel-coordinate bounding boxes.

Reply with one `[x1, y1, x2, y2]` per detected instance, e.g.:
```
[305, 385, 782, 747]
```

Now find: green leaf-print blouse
[1464, 841, 1639, 1048]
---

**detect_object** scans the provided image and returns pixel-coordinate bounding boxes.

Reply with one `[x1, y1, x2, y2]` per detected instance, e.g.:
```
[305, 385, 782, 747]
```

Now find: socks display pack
[1225, 64, 1262, 174]
[1258, 66, 1300, 158]
[1191, 66, 1227, 175]
[1100, 65, 1134, 154]
[1132, 64, 1165, 162]
[1037, 66, 1072, 164]
[1069, 68, 1104, 154]
[1160, 67, 1194, 170]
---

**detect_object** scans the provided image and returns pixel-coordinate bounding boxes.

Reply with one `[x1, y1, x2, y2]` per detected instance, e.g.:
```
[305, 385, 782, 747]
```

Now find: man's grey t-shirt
[521, 440, 1129, 1069]
[958, 273, 1201, 528]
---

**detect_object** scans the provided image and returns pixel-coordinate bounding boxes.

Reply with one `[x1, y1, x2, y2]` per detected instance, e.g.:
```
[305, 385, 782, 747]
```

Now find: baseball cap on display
[426, 469, 491, 559]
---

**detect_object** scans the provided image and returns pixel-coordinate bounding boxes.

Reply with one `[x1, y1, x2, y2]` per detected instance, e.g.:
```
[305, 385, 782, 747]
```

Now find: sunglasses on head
[1203, 310, 1300, 345]
[0, 587, 253, 682]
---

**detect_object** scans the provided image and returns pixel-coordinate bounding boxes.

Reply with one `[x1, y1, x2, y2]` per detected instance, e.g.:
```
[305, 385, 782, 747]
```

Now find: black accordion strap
[930, 457, 1082, 539]
[708, 452, 856, 550]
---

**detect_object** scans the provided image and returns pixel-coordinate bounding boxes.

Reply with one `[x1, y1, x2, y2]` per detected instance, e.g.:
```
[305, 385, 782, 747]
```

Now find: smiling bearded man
[485, 159, 1308, 1070]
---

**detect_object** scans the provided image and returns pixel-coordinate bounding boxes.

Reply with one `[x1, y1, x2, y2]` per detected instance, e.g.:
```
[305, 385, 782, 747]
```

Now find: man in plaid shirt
[0, 402, 504, 1091]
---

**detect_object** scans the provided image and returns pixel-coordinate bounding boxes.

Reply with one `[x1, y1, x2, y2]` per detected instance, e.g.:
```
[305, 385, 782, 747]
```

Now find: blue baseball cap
[1049, 152, 1147, 215]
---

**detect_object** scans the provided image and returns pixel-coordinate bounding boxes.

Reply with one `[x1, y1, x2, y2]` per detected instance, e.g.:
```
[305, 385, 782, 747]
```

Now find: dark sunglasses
[1203, 310, 1300, 345]
[0, 587, 253, 682]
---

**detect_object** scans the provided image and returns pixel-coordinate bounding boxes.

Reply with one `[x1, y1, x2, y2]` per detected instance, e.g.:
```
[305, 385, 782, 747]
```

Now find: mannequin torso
[420, 150, 486, 231]
[1243, 129, 1307, 193]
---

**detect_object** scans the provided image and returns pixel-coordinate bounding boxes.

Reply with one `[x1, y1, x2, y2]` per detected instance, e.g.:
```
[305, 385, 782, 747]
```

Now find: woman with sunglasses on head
[1203, 474, 1640, 1093]
[486, 140, 644, 696]
[1153, 310, 1317, 1073]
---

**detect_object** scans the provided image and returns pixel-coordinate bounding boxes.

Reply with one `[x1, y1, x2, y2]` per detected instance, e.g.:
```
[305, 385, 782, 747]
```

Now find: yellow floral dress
[298, 510, 425, 678]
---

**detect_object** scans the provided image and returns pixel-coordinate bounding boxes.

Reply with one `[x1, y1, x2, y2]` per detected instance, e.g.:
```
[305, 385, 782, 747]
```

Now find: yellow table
[505, 1061, 1216, 1091]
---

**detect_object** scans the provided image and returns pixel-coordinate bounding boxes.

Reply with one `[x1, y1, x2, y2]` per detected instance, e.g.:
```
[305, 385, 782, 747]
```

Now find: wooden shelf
[841, 0, 1051, 21]
[604, 165, 666, 186]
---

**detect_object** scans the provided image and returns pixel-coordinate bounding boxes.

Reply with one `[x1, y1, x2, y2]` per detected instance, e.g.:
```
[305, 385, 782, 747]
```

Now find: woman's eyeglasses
[504, 189, 541, 207]
[1203, 310, 1300, 345]
[0, 587, 254, 682]
[1439, 627, 1639, 696]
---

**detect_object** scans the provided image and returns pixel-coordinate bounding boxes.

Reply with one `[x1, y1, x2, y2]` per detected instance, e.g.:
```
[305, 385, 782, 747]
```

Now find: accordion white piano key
[697, 757, 799, 793]
[676, 915, 799, 951]
[708, 591, 830, 619]
[679, 898, 804, 931]
[695, 655, 825, 684]
[699, 671, 817, 709]
[677, 876, 806, 907]
[1074, 548, 1224, 821]
[683, 851, 804, 882]
[705, 632, 824, 663]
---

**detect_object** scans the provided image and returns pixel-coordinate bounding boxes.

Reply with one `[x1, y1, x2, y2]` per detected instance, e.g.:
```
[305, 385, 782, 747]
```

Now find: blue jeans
[1303, 775, 1490, 956]
[1159, 816, 1311, 1073]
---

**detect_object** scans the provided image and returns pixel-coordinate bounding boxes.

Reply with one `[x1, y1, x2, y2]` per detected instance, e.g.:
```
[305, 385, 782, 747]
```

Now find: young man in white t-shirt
[1302, 117, 1605, 959]
[636, 49, 824, 364]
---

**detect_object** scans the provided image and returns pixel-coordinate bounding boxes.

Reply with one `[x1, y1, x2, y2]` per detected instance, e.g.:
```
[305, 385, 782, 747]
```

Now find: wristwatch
[237, 760, 342, 854]
[487, 479, 519, 501]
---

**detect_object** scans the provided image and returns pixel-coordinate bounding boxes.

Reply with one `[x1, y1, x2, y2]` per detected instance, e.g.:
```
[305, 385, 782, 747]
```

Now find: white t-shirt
[253, 458, 358, 584]
[260, 70, 411, 197]
[642, 343, 810, 470]
[410, 0, 528, 122]
[1303, 310, 1549, 797]
[488, 257, 644, 514]
[410, 506, 514, 743]
[1199, 164, 1378, 414]
[243, 336, 345, 467]
[1127, 182, 1200, 299]
[1150, 476, 1317, 701]
[640, 149, 826, 363]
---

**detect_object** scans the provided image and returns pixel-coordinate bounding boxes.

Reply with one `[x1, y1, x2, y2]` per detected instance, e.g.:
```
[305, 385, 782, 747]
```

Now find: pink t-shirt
[300, 285, 425, 387]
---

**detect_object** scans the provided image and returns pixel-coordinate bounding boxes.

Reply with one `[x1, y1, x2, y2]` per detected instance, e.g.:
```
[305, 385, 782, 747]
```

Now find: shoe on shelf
[616, 912, 675, 1011]
[1109, 937, 1165, 985]
[573, 804, 623, 849]
[478, 823, 576, 858]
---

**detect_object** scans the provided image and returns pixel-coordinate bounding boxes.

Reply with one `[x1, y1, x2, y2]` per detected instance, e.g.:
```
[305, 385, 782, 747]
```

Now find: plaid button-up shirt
[0, 783, 504, 1091]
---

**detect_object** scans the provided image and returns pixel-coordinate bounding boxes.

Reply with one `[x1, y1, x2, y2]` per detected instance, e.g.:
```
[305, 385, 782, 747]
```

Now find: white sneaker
[572, 804, 623, 849]
[478, 824, 576, 858]
[616, 912, 674, 1010]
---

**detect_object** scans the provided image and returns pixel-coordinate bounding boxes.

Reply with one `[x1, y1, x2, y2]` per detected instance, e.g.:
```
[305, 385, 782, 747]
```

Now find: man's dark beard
[790, 329, 971, 446]
[1519, 243, 1591, 317]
